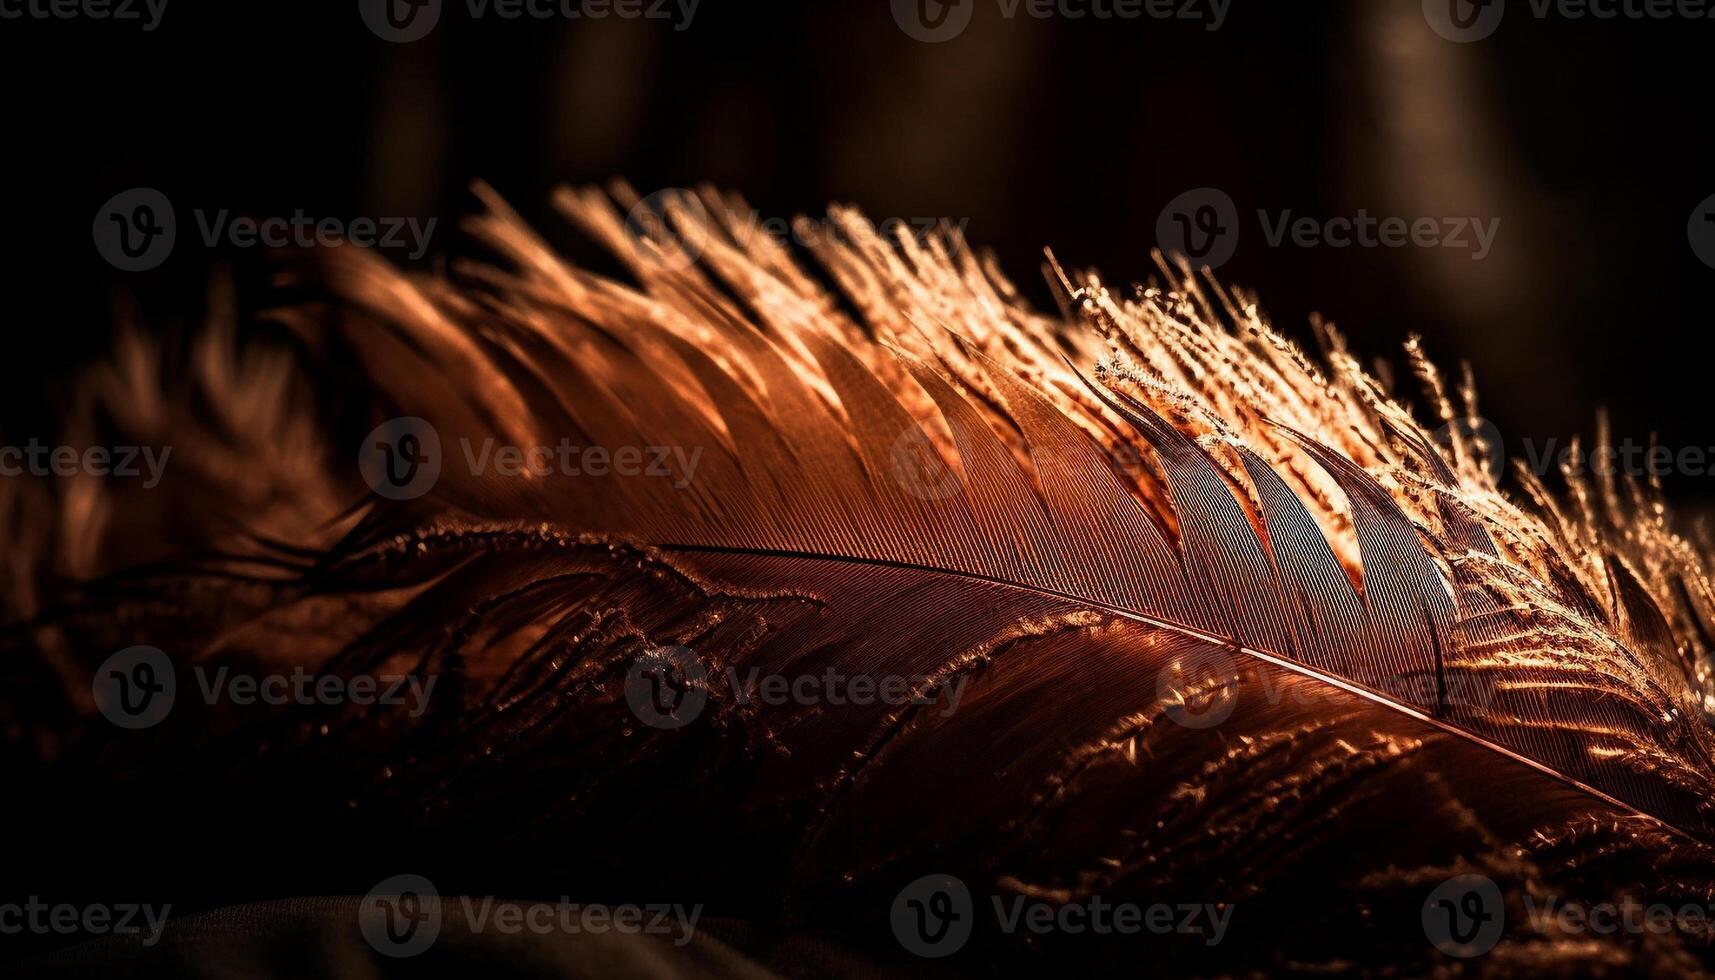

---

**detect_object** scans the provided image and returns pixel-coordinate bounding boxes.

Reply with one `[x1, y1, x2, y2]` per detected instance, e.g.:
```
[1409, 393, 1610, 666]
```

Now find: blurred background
[4, 0, 1712, 507]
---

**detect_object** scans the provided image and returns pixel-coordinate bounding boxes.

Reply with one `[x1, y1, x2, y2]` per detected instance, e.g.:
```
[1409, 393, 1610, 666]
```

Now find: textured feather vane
[7, 184, 1715, 974]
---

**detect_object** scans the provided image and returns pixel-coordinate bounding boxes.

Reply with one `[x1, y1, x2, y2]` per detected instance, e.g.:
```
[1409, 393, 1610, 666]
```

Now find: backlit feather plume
[6, 184, 1715, 976]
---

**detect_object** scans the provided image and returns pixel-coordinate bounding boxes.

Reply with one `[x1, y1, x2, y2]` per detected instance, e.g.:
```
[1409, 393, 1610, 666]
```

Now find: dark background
[3, 0, 1712, 506]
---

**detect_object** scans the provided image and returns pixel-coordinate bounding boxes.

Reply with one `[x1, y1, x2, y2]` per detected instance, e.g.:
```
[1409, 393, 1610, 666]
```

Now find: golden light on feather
[6, 186, 1715, 976]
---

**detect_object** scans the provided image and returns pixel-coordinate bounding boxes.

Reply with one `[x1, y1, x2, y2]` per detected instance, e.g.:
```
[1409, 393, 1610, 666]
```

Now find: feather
[6, 184, 1715, 974]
